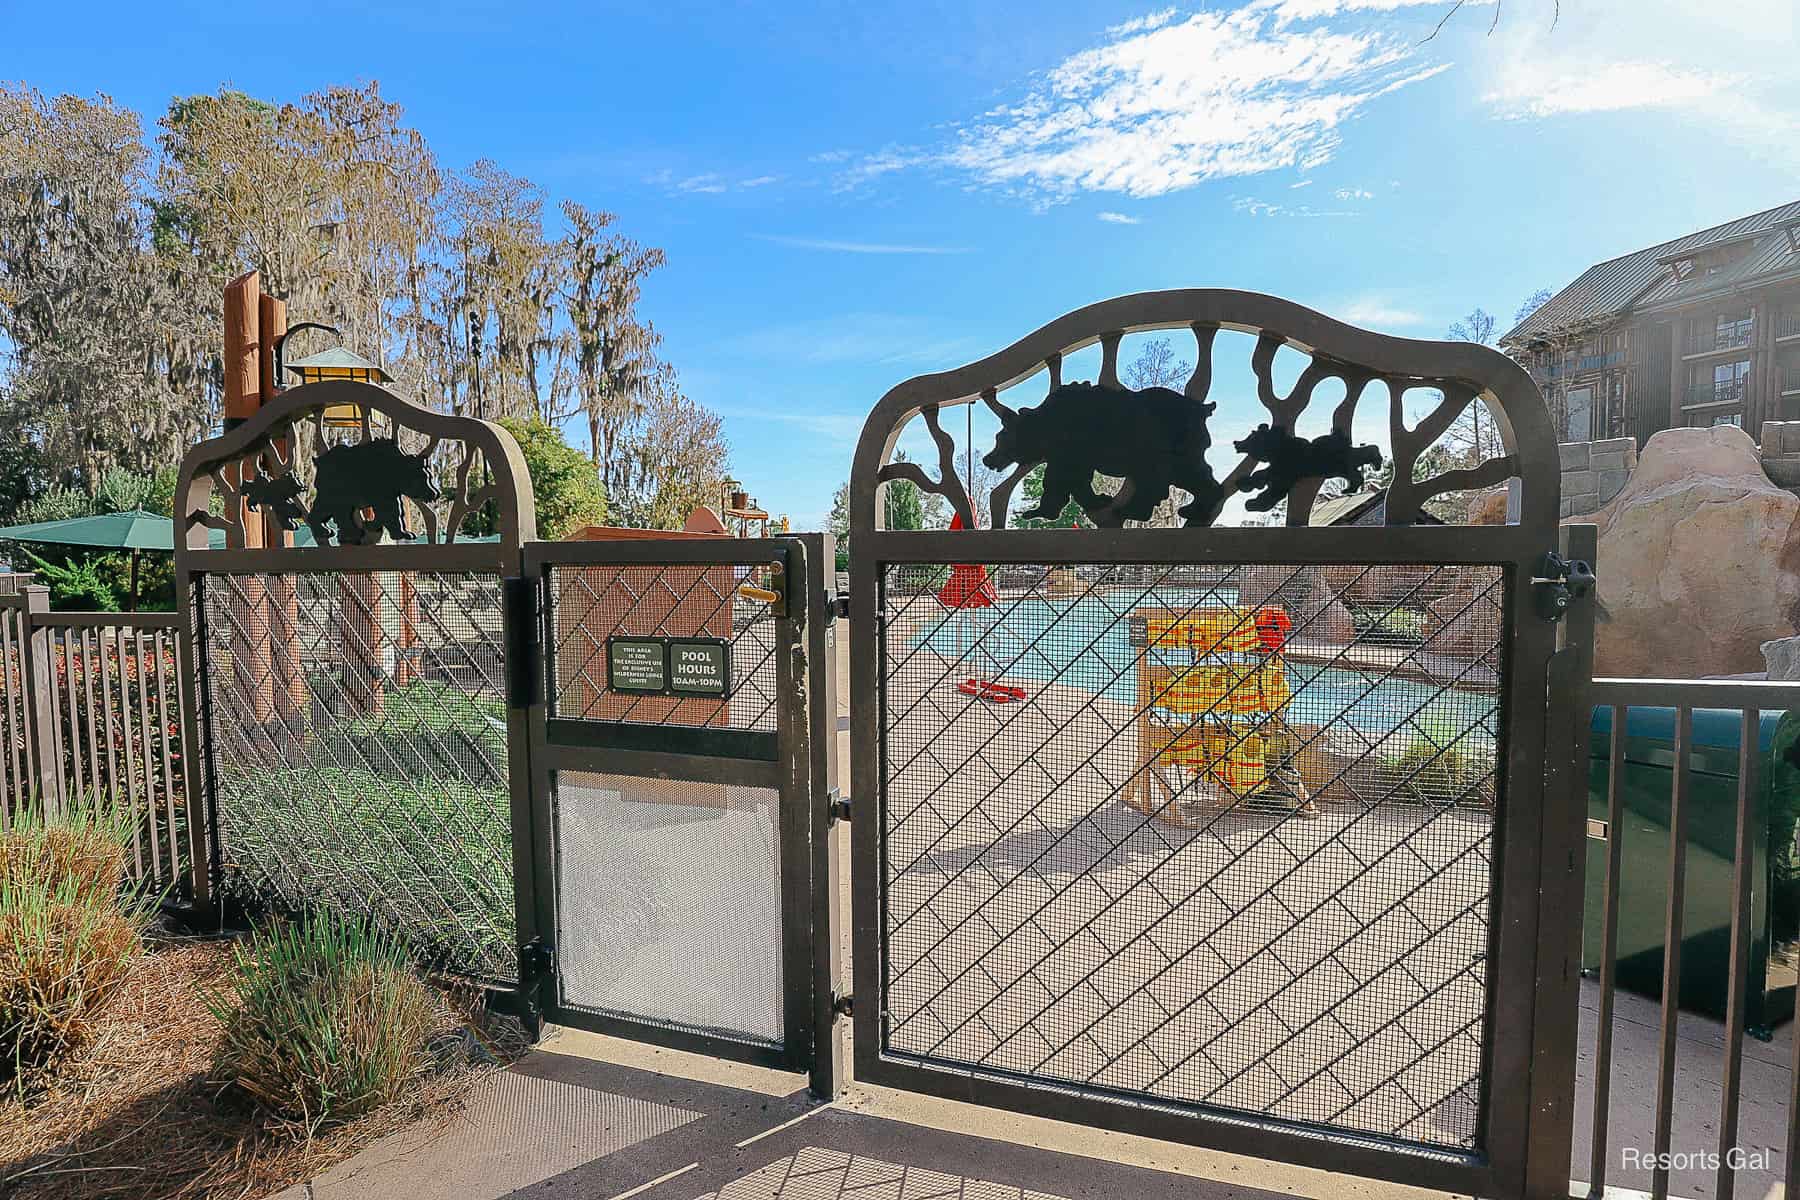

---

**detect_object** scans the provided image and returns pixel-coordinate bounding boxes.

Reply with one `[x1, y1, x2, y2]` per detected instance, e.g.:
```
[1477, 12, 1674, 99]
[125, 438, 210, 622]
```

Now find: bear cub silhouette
[1233, 424, 1383, 513]
[982, 382, 1223, 527]
[307, 437, 440, 546]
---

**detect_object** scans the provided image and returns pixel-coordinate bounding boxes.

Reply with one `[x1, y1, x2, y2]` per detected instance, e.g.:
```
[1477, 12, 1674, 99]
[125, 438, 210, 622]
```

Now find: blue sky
[8, 0, 1799, 527]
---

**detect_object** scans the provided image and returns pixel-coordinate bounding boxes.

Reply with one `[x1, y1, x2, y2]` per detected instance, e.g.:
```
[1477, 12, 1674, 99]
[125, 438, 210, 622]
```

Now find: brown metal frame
[520, 533, 841, 1094]
[172, 381, 541, 982]
[845, 289, 1595, 1198]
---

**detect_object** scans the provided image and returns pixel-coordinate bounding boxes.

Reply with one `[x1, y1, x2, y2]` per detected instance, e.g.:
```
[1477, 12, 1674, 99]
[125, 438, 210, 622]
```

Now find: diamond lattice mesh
[547, 562, 781, 729]
[878, 562, 1504, 1150]
[195, 570, 515, 981]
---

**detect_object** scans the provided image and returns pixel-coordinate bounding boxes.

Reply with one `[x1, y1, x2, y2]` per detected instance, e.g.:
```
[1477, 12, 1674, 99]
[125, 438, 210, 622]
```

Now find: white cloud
[1108, 7, 1178, 35]
[1289, 178, 1315, 188]
[676, 173, 728, 194]
[1234, 196, 1356, 218]
[756, 235, 972, 255]
[1337, 296, 1427, 328]
[1486, 59, 1735, 119]
[1333, 185, 1373, 199]
[1097, 211, 1142, 224]
[1267, 0, 1488, 24]
[740, 175, 780, 188]
[719, 313, 981, 369]
[840, 3, 1448, 205]
[809, 149, 852, 163]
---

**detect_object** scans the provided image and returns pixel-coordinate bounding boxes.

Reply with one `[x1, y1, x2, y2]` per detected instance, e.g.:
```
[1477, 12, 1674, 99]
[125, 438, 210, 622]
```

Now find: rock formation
[1572, 425, 1800, 678]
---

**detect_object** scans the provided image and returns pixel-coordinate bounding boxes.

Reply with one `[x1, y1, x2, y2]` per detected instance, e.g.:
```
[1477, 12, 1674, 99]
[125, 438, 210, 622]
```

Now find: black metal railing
[1580, 677, 1800, 1200]
[1687, 322, 1756, 356]
[1781, 360, 1800, 394]
[1775, 309, 1800, 341]
[1685, 378, 1748, 408]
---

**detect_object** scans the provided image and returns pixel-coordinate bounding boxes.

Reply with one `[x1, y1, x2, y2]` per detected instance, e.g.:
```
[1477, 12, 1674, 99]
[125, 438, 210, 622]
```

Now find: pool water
[910, 589, 1498, 748]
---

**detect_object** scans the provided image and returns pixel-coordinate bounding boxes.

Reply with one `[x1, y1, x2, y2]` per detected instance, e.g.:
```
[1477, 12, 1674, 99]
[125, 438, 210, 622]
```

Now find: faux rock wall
[1558, 438, 1638, 519]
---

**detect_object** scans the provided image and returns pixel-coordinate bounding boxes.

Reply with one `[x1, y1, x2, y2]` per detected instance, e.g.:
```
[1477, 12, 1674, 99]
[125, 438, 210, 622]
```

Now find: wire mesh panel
[194, 568, 515, 981]
[548, 561, 782, 731]
[877, 560, 1505, 1150]
[540, 553, 796, 1051]
[552, 771, 785, 1046]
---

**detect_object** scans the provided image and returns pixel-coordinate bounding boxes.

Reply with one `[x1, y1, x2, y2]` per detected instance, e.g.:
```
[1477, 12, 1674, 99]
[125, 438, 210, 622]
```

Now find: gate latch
[833, 592, 850, 621]
[1531, 551, 1596, 623]
[827, 789, 851, 825]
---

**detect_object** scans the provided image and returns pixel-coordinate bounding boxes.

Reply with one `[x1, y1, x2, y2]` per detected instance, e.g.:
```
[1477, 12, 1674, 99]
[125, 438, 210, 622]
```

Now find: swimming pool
[908, 589, 1498, 748]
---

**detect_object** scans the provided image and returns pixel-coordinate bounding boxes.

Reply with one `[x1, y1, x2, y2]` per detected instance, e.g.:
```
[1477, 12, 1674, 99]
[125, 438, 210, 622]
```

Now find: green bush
[0, 798, 147, 1094]
[211, 912, 437, 1130]
[1351, 606, 1429, 645]
[218, 764, 513, 978]
[1381, 718, 1495, 807]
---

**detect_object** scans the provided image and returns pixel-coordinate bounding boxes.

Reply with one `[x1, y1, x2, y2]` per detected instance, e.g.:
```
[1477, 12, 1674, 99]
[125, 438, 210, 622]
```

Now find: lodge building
[1501, 200, 1800, 445]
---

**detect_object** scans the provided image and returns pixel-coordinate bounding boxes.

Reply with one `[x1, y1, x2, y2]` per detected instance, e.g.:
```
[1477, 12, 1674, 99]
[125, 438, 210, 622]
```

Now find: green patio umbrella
[0, 510, 327, 610]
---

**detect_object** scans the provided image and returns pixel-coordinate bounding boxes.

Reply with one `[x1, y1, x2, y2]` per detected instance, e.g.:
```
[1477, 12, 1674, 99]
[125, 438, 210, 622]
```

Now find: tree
[495, 416, 606, 539]
[1515, 288, 1553, 324]
[1013, 464, 1091, 529]
[560, 201, 664, 492]
[826, 480, 851, 570]
[1115, 337, 1193, 526]
[610, 364, 731, 530]
[0, 85, 213, 483]
[1441, 307, 1508, 468]
[883, 450, 927, 530]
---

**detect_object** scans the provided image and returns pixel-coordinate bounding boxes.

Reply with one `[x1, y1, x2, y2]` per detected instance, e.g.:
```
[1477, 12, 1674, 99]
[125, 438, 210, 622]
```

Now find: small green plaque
[607, 638, 667, 693]
[668, 639, 730, 697]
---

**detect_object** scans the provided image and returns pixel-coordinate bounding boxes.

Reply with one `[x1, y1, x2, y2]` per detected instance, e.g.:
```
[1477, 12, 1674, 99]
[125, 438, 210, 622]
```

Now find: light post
[275, 321, 393, 427]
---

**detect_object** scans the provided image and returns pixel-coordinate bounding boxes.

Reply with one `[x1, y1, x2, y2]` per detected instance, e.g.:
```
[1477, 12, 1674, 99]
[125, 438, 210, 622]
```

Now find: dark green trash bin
[1583, 706, 1800, 1033]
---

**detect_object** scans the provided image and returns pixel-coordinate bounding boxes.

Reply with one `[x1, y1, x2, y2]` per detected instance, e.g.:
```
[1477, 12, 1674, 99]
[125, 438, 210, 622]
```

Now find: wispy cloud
[1333, 185, 1373, 199]
[717, 313, 981, 372]
[1338, 296, 1428, 328]
[740, 174, 780, 188]
[1234, 196, 1357, 218]
[1108, 7, 1178, 35]
[1289, 178, 1315, 188]
[837, 3, 1449, 206]
[809, 149, 852, 164]
[1267, 0, 1491, 26]
[1097, 211, 1142, 224]
[676, 173, 728, 194]
[1485, 59, 1736, 119]
[756, 234, 972, 255]
[649, 170, 785, 195]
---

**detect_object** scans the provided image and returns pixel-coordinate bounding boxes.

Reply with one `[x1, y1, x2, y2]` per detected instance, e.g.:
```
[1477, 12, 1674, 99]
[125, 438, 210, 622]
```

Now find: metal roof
[1502, 200, 1800, 347]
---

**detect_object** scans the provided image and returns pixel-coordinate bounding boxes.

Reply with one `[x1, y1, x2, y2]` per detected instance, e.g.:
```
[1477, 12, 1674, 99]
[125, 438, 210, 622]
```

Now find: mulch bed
[0, 932, 523, 1200]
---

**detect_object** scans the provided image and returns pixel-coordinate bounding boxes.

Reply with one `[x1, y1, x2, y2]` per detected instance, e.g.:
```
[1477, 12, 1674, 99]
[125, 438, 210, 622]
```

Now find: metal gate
[174, 381, 540, 987]
[521, 534, 839, 1090]
[846, 291, 1596, 1197]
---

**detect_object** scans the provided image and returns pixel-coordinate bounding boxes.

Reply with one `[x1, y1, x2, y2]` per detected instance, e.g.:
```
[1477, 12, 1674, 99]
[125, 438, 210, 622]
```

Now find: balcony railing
[1686, 322, 1755, 356]
[1782, 360, 1800, 394]
[1580, 677, 1800, 1200]
[1778, 309, 1800, 341]
[1685, 378, 1748, 407]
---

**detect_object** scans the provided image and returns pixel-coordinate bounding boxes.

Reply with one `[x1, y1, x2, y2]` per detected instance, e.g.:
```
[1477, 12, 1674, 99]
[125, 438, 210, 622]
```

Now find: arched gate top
[174, 379, 537, 568]
[849, 289, 1557, 538]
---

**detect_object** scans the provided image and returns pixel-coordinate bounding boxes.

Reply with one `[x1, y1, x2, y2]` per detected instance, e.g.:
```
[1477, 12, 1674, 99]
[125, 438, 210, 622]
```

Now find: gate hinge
[832, 992, 854, 1019]
[487, 936, 554, 1039]
[503, 575, 543, 707]
[827, 789, 851, 825]
[1530, 551, 1595, 623]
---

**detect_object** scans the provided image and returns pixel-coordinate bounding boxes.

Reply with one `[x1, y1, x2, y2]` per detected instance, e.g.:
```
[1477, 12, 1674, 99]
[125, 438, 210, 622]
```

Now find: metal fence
[191, 567, 515, 981]
[0, 587, 188, 888]
[1580, 677, 1800, 1200]
[878, 559, 1504, 1149]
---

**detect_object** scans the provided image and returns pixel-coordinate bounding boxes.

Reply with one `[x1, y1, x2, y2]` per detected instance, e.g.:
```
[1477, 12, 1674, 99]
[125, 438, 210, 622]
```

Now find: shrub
[211, 912, 437, 1130]
[218, 764, 514, 978]
[0, 798, 145, 1093]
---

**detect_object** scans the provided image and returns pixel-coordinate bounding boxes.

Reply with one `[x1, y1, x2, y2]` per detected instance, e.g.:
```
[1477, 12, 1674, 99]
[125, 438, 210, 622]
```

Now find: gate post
[19, 586, 61, 811]
[1522, 522, 1599, 1200]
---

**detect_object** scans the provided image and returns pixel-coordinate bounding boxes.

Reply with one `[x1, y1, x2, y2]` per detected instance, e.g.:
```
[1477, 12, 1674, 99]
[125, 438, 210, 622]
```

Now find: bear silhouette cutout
[240, 470, 309, 532]
[306, 437, 440, 546]
[1233, 424, 1383, 513]
[982, 382, 1223, 527]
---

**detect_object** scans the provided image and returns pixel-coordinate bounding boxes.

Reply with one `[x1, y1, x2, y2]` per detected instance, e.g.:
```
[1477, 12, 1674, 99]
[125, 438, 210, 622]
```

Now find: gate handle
[738, 583, 781, 604]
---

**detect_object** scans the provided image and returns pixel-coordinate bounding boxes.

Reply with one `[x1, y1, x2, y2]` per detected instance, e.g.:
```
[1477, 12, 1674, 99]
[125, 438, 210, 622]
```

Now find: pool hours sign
[604, 636, 731, 698]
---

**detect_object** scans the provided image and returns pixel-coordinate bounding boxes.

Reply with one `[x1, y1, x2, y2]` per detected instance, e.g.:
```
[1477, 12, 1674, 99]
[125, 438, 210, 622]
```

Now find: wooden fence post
[19, 586, 62, 814]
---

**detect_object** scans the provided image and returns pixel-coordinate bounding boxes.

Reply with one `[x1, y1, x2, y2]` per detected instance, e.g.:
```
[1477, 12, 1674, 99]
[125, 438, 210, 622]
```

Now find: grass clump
[0, 798, 146, 1094]
[211, 912, 437, 1131]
